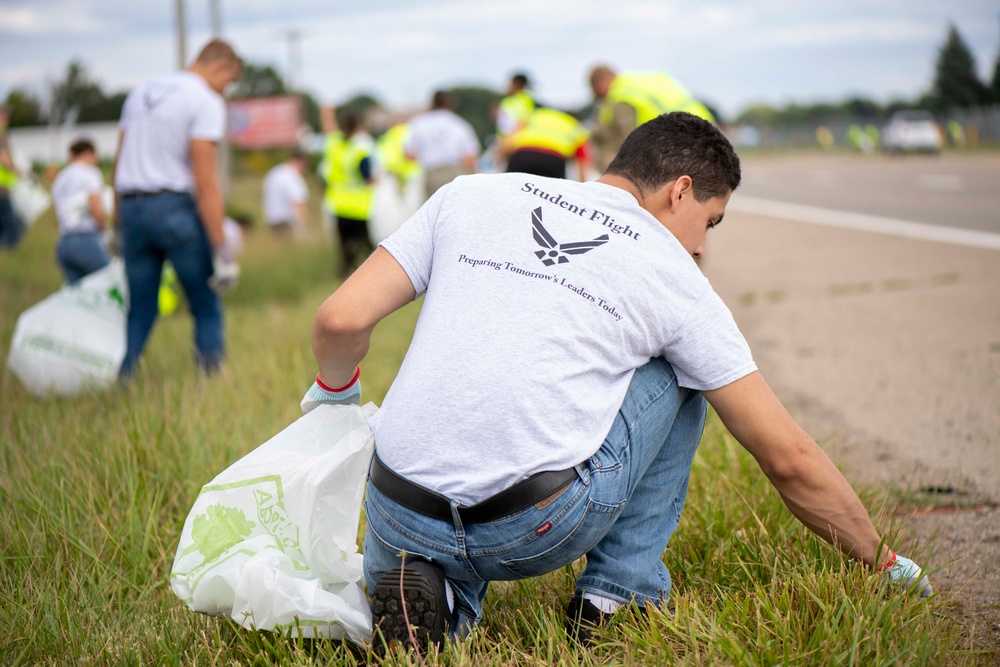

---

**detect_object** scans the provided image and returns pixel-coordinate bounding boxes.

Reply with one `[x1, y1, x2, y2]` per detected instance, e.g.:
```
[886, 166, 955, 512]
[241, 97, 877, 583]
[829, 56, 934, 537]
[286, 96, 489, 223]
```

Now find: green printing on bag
[60, 284, 127, 314]
[20, 334, 116, 372]
[174, 474, 310, 597]
[183, 505, 255, 562]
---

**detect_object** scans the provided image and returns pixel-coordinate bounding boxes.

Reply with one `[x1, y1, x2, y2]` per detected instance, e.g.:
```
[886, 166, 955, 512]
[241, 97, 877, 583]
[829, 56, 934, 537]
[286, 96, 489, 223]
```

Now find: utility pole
[280, 28, 303, 91]
[175, 0, 187, 69]
[209, 0, 222, 36]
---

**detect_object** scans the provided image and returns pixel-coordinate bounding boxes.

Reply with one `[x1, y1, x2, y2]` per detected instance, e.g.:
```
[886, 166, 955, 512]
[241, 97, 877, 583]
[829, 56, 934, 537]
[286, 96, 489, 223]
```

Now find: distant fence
[7, 122, 120, 166]
[729, 104, 1000, 150]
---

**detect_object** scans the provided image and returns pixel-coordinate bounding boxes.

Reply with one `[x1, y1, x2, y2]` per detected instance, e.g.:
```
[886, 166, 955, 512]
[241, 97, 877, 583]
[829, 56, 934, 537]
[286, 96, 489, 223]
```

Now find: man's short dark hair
[431, 90, 456, 111]
[69, 138, 96, 158]
[511, 73, 530, 89]
[605, 112, 741, 202]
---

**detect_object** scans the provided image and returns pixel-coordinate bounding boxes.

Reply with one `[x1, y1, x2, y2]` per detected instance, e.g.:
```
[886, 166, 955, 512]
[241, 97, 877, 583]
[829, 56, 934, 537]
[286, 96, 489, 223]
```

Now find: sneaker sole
[371, 565, 445, 653]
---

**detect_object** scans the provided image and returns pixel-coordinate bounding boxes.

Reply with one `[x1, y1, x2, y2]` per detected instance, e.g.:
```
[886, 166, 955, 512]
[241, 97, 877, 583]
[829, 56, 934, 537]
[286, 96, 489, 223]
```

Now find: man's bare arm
[312, 247, 417, 388]
[190, 139, 225, 248]
[704, 371, 891, 569]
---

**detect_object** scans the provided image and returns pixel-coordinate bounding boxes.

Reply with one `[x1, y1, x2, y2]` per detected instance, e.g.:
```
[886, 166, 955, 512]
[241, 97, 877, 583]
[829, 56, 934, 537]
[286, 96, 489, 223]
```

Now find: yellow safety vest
[377, 124, 422, 181]
[601, 71, 715, 127]
[507, 108, 590, 158]
[0, 164, 18, 190]
[497, 90, 535, 135]
[322, 132, 375, 219]
[321, 132, 344, 213]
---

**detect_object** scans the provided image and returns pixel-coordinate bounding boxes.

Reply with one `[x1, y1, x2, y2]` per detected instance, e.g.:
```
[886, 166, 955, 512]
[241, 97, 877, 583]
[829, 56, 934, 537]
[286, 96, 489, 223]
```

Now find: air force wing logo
[531, 207, 609, 266]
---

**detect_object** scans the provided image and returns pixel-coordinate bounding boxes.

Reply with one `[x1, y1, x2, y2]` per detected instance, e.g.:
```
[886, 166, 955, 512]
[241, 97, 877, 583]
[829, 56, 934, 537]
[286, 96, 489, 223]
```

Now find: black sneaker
[371, 560, 452, 656]
[565, 594, 610, 646]
[565, 594, 656, 646]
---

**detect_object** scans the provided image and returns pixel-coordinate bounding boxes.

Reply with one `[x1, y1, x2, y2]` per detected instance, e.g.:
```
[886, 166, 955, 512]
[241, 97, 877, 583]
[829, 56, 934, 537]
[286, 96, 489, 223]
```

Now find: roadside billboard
[227, 95, 303, 149]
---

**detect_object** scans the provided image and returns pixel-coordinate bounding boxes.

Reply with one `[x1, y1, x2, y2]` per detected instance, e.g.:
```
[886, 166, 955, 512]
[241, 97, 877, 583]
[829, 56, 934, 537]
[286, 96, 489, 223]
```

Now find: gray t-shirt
[372, 173, 756, 504]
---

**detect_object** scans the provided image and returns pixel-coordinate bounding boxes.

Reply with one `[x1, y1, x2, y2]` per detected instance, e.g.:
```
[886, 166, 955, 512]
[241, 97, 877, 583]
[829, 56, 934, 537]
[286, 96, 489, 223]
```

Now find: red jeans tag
[535, 521, 552, 536]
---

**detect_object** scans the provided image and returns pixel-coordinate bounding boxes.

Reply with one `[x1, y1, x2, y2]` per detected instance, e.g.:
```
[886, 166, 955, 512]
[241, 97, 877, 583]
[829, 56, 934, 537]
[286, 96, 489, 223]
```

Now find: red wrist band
[315, 367, 360, 393]
[875, 550, 897, 573]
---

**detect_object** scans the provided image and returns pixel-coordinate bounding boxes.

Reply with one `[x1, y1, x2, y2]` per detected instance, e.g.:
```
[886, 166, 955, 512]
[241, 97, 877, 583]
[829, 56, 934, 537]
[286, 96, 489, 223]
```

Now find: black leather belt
[369, 453, 580, 524]
[119, 190, 186, 199]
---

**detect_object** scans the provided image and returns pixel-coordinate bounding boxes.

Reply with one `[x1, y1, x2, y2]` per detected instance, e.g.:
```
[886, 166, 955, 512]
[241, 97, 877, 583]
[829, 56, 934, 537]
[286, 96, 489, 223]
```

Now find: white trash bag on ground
[7, 259, 128, 396]
[170, 403, 377, 644]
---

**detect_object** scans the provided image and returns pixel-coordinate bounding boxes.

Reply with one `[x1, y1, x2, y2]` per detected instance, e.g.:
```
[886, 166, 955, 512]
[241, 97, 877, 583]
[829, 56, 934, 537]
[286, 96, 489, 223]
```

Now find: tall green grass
[0, 178, 989, 665]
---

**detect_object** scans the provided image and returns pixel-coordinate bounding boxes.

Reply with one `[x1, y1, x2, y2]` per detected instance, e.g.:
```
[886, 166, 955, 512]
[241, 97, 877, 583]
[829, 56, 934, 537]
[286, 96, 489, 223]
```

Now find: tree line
[4, 22, 998, 134]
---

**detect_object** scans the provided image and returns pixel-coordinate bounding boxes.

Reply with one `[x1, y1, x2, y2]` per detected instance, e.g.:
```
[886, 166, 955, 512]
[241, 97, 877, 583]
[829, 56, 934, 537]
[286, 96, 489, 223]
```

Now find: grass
[0, 174, 991, 666]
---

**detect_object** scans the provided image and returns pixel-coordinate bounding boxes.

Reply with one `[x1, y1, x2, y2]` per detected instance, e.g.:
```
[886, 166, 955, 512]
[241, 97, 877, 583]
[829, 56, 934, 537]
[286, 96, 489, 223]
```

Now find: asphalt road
[734, 152, 1000, 234]
[705, 151, 1000, 497]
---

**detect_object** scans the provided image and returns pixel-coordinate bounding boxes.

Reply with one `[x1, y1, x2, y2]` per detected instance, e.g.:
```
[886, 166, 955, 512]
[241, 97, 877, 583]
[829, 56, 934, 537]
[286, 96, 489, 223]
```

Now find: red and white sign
[227, 95, 303, 149]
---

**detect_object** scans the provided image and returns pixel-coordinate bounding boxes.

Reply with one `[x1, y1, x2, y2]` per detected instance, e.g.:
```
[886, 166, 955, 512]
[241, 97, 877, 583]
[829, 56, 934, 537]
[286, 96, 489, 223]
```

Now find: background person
[51, 138, 109, 283]
[0, 104, 25, 249]
[588, 64, 716, 172]
[113, 38, 243, 376]
[302, 112, 931, 653]
[320, 106, 377, 276]
[262, 149, 310, 236]
[495, 72, 536, 141]
[500, 106, 592, 181]
[405, 90, 480, 199]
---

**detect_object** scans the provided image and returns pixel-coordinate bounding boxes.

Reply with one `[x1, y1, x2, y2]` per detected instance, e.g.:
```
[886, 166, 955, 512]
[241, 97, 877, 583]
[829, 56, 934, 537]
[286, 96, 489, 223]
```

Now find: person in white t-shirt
[405, 90, 480, 199]
[302, 113, 932, 653]
[51, 138, 109, 283]
[262, 150, 309, 235]
[113, 39, 243, 376]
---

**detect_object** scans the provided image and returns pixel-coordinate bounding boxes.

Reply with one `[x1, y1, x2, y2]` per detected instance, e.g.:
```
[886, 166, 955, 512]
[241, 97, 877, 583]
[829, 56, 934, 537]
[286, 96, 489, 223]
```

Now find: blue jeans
[0, 195, 25, 248]
[363, 357, 708, 636]
[57, 231, 109, 284]
[119, 192, 223, 375]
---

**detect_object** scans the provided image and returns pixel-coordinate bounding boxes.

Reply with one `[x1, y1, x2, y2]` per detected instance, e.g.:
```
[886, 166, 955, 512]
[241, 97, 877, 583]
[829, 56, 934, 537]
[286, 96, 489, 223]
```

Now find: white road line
[729, 195, 1000, 251]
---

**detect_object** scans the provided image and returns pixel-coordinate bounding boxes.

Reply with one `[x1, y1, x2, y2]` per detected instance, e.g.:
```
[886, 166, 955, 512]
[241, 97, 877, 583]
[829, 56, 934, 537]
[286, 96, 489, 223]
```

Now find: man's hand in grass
[300, 367, 362, 414]
[880, 551, 933, 598]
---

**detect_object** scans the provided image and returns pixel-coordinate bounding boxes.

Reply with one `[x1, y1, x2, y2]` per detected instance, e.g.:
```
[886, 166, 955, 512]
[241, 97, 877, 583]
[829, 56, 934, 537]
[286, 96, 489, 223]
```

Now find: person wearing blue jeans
[113, 39, 243, 376]
[119, 192, 223, 373]
[57, 232, 108, 283]
[302, 113, 932, 655]
[52, 138, 110, 284]
[0, 195, 24, 248]
[361, 357, 705, 633]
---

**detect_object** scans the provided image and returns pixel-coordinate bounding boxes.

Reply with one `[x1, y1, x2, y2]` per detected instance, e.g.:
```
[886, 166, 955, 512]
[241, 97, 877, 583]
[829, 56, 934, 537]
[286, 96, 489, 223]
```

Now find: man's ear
[669, 175, 693, 210]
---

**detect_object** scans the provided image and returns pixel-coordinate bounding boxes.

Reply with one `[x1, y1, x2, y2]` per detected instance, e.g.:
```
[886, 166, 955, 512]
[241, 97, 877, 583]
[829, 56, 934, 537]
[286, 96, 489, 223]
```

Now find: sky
[1, 0, 998, 119]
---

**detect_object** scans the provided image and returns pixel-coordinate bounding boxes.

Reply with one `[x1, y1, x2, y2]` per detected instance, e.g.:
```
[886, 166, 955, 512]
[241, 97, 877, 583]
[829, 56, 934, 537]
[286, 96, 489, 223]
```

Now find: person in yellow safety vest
[500, 106, 592, 181]
[320, 105, 376, 276]
[588, 65, 716, 172]
[496, 72, 536, 140]
[377, 122, 422, 190]
[0, 104, 25, 248]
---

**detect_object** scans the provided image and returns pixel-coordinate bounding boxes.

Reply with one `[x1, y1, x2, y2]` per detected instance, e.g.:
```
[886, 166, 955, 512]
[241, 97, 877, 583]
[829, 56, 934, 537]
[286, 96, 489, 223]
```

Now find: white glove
[300, 368, 362, 414]
[880, 552, 932, 598]
[208, 250, 240, 295]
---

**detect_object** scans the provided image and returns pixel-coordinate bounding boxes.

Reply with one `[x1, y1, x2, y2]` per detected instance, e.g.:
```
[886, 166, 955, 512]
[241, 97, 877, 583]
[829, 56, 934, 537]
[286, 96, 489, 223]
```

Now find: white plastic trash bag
[368, 174, 424, 246]
[170, 403, 377, 644]
[9, 177, 52, 229]
[7, 259, 128, 396]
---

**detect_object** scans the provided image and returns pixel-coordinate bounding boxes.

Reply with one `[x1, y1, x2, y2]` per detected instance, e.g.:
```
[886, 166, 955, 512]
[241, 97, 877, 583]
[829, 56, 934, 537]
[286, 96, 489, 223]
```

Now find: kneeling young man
[302, 112, 930, 652]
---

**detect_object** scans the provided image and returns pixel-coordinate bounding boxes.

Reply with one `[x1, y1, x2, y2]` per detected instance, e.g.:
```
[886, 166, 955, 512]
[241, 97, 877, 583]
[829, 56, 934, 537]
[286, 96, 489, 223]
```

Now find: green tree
[930, 24, 988, 110]
[3, 88, 44, 127]
[228, 63, 287, 99]
[451, 85, 502, 148]
[990, 51, 1000, 103]
[49, 60, 107, 123]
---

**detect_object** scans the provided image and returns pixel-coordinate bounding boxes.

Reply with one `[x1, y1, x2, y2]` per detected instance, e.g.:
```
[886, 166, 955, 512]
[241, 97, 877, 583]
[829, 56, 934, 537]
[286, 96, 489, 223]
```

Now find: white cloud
[0, 4, 110, 36]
